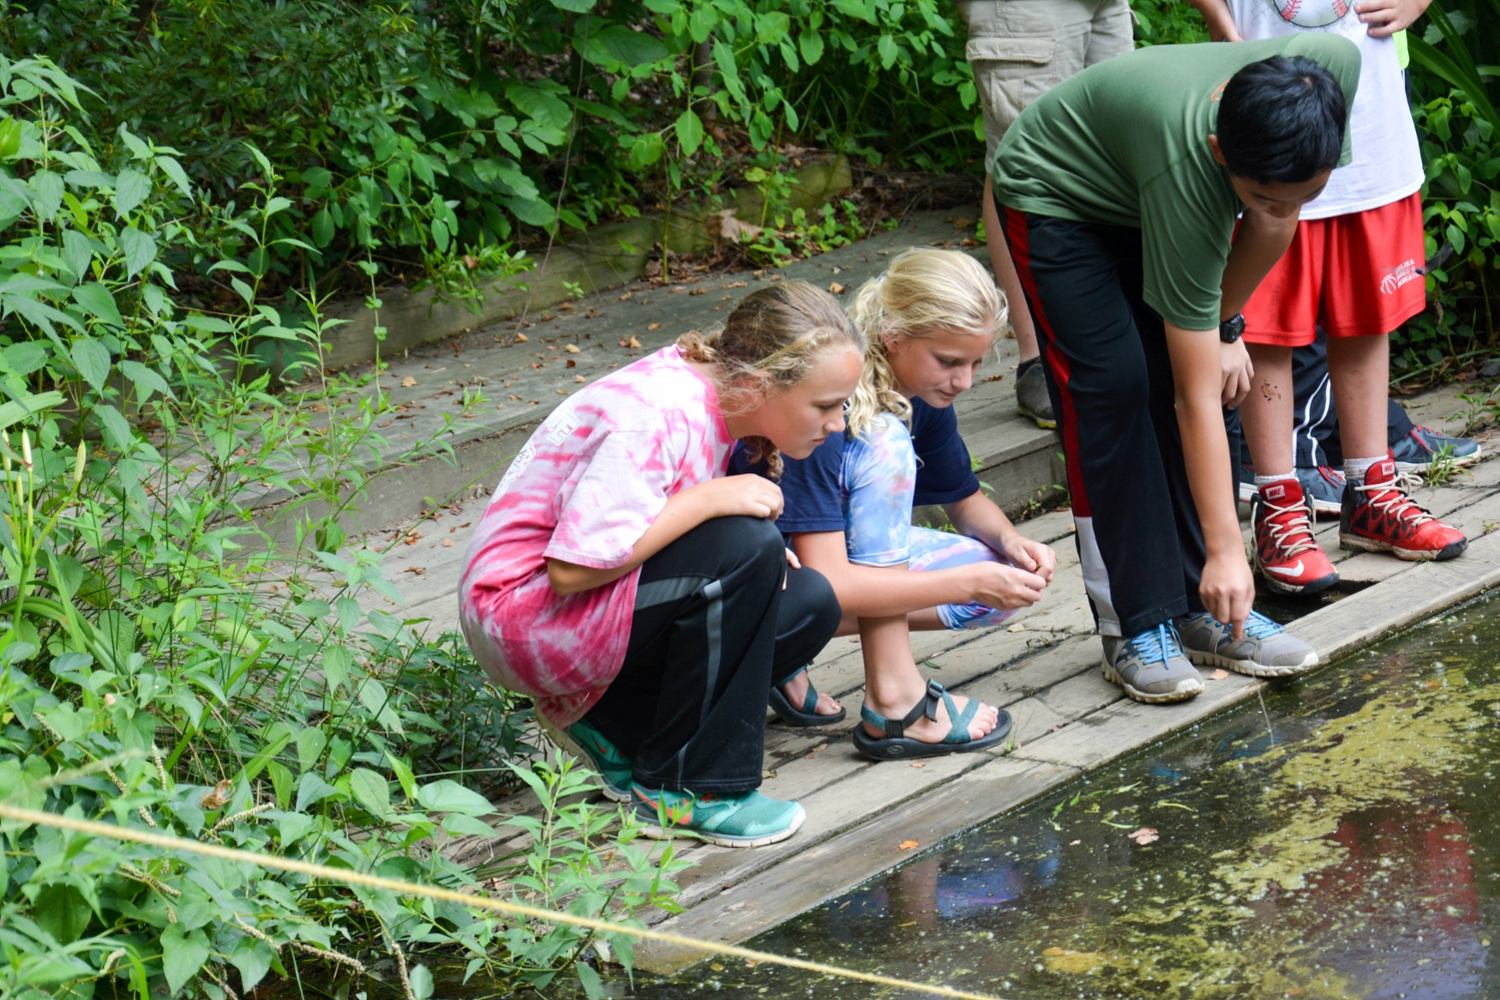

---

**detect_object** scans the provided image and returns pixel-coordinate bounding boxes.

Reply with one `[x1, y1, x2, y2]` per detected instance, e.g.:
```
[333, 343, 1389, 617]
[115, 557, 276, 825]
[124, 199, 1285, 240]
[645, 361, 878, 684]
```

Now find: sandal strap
[860, 680, 948, 739]
[800, 679, 820, 716]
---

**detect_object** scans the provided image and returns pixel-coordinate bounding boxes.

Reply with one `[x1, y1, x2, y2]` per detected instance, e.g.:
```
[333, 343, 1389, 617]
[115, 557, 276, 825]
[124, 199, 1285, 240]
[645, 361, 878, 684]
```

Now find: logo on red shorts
[1379, 259, 1421, 295]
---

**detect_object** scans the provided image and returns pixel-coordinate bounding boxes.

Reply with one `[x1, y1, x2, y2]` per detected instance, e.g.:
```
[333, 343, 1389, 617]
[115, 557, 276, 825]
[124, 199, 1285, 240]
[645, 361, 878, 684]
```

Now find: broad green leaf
[33, 884, 93, 945]
[72, 282, 124, 328]
[800, 29, 825, 65]
[2, 293, 82, 336]
[549, 0, 598, 11]
[160, 925, 210, 995]
[296, 772, 342, 811]
[0, 116, 20, 159]
[119, 359, 170, 401]
[675, 109, 704, 156]
[311, 207, 335, 247]
[505, 83, 573, 131]
[357, 676, 403, 732]
[586, 25, 670, 67]
[442, 813, 497, 837]
[93, 403, 132, 451]
[70, 336, 110, 391]
[416, 779, 493, 817]
[409, 965, 435, 1000]
[296, 727, 327, 772]
[348, 767, 392, 820]
[386, 752, 417, 801]
[230, 935, 275, 993]
[2, 342, 49, 376]
[156, 155, 193, 198]
[41, 703, 87, 742]
[756, 11, 791, 44]
[878, 33, 900, 69]
[117, 226, 157, 278]
[29, 169, 64, 221]
[113, 167, 150, 217]
[61, 229, 93, 281]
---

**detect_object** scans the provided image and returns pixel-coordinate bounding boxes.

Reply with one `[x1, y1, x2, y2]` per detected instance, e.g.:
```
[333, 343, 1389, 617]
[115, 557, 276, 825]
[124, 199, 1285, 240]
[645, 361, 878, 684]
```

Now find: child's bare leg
[1238, 343, 1296, 474]
[858, 569, 999, 743]
[1325, 334, 1390, 461]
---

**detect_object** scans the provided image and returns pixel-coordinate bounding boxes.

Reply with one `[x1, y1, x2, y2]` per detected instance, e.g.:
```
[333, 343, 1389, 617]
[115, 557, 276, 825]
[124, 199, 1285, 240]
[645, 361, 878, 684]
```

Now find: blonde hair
[679, 280, 863, 478]
[845, 248, 1007, 438]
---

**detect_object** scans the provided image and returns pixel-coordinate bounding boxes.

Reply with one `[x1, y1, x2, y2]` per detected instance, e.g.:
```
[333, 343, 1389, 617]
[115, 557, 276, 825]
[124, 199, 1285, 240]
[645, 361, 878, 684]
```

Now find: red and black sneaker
[1340, 458, 1468, 561]
[1251, 478, 1338, 595]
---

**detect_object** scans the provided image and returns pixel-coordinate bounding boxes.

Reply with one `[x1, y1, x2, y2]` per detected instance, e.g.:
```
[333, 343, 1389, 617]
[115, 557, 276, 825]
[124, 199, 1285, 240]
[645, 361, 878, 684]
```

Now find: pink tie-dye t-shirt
[459, 346, 733, 726]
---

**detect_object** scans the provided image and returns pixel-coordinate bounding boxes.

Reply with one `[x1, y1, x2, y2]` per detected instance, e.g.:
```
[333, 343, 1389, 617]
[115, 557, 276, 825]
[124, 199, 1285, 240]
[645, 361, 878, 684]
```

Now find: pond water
[591, 593, 1500, 1000]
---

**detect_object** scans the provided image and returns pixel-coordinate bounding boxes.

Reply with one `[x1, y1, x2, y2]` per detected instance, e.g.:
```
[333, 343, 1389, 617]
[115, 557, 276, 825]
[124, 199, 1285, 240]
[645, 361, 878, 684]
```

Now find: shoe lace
[1355, 471, 1434, 526]
[1130, 624, 1185, 665]
[1260, 492, 1319, 557]
[1243, 609, 1282, 640]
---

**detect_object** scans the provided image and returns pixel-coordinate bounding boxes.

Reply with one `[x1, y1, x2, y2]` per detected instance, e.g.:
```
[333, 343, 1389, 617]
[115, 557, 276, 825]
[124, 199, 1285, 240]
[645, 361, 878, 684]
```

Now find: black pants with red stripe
[1003, 208, 1212, 637]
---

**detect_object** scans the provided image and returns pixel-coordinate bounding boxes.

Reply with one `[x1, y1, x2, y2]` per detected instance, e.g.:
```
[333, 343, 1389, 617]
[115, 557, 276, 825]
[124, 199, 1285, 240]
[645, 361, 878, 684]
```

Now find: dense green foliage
[0, 56, 682, 1000]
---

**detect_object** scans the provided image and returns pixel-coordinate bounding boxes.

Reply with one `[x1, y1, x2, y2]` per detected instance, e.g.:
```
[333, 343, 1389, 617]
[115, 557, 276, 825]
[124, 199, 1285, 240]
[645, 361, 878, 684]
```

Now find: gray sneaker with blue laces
[1175, 610, 1318, 678]
[1100, 624, 1203, 704]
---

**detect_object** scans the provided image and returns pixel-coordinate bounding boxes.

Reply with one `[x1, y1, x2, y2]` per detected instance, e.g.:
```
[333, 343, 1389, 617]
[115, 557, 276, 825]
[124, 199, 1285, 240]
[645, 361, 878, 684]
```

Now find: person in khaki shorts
[959, 0, 1133, 429]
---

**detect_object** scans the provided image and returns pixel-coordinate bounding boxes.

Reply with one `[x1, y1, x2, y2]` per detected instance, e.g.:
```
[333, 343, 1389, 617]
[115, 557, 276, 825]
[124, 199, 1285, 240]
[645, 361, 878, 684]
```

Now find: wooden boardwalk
[355, 348, 1500, 974]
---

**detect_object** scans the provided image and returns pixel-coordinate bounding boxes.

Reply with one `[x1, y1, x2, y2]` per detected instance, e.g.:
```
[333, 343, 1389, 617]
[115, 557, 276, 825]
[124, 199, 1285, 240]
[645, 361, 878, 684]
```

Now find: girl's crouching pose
[460, 283, 862, 847]
[735, 249, 1057, 759]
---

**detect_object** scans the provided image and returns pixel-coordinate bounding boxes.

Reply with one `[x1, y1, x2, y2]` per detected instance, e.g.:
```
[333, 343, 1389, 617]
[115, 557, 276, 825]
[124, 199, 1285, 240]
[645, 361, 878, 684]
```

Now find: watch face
[1222, 315, 1245, 342]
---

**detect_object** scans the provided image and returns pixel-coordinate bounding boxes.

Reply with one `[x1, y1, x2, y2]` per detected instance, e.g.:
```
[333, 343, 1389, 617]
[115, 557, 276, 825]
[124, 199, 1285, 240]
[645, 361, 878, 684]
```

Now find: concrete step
[268, 206, 1062, 545]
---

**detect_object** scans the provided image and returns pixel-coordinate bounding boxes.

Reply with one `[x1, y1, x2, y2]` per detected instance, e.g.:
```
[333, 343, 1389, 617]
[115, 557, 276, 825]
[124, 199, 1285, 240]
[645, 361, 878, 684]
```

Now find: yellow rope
[0, 802, 1002, 1000]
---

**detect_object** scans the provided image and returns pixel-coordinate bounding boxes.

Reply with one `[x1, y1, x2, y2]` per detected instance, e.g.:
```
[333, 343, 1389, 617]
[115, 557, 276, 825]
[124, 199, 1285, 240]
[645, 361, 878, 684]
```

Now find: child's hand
[966, 563, 1048, 610]
[1354, 0, 1431, 35]
[1220, 339, 1253, 409]
[1200, 552, 1255, 640]
[691, 474, 785, 520]
[1000, 534, 1058, 585]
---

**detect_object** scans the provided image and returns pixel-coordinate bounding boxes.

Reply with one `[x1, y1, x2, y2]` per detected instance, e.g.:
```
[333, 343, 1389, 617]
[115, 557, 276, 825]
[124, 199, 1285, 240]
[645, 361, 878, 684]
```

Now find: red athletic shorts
[1242, 191, 1426, 347]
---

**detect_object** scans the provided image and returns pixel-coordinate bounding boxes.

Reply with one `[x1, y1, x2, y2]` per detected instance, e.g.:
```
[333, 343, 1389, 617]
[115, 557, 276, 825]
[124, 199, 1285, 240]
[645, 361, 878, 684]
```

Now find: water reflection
[683, 601, 1500, 999]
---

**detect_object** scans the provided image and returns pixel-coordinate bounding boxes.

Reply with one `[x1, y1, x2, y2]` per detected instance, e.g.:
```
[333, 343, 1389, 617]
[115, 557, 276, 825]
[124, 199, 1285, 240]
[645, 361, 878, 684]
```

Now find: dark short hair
[1216, 55, 1346, 185]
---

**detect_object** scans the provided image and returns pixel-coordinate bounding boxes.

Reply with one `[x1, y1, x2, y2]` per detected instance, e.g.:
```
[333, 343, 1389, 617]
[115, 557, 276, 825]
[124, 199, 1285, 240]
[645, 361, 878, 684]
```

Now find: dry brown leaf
[619, 292, 633, 301]
[953, 217, 974, 229]
[515, 333, 529, 342]
[556, 388, 568, 395]
[400, 376, 417, 388]
[689, 287, 705, 296]
[1127, 827, 1159, 845]
[405, 565, 427, 575]
[705, 208, 764, 244]
[1209, 668, 1230, 681]
[648, 322, 662, 331]
[910, 761, 926, 769]
[509, 394, 522, 401]
[575, 375, 586, 383]
[722, 280, 747, 288]
[1006, 622, 1025, 632]
[565, 344, 581, 353]
[899, 839, 919, 850]
[442, 538, 453, 547]
[829, 282, 845, 294]
[200, 779, 235, 810]
[566, 359, 576, 368]
[628, 335, 642, 348]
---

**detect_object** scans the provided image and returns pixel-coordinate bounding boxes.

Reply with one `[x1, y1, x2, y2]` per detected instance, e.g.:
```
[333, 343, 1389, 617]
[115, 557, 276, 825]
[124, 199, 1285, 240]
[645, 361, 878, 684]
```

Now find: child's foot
[853, 680, 1011, 760]
[777, 669, 843, 719]
[631, 785, 806, 848]
[1014, 359, 1057, 429]
[1339, 459, 1467, 561]
[1250, 478, 1338, 595]
[860, 684, 999, 745]
[1175, 610, 1318, 678]
[1100, 625, 1202, 704]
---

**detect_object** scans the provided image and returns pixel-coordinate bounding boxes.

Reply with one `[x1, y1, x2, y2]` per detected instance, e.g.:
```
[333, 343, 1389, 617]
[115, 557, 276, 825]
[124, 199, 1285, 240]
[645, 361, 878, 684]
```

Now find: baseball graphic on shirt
[1273, 0, 1350, 27]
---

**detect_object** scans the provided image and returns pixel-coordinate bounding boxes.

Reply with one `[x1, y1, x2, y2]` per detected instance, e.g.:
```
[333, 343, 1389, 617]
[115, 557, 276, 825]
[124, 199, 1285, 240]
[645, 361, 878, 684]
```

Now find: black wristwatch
[1219, 313, 1245, 343]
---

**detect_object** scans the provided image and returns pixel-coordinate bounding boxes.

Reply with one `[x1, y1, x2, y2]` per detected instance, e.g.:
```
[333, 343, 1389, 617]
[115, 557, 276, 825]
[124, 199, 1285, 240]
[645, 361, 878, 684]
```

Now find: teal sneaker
[1175, 610, 1318, 678]
[1100, 624, 1203, 704]
[537, 715, 632, 802]
[631, 785, 806, 848]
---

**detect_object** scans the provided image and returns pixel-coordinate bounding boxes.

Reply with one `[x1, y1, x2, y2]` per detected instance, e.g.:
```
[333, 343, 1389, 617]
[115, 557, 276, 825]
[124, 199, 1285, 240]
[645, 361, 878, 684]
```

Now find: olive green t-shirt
[992, 35, 1361, 332]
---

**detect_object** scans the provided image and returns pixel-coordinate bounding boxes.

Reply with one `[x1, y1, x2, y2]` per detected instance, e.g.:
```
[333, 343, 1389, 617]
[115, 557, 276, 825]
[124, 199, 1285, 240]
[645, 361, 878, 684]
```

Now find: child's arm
[548, 475, 784, 596]
[792, 531, 1047, 617]
[1354, 0, 1430, 35]
[943, 491, 1057, 584]
[1184, 0, 1244, 41]
[1164, 320, 1255, 637]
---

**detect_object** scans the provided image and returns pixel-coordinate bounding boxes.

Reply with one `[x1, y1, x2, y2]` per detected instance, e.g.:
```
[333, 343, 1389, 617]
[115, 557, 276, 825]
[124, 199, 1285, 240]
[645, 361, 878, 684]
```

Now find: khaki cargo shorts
[957, 0, 1134, 164]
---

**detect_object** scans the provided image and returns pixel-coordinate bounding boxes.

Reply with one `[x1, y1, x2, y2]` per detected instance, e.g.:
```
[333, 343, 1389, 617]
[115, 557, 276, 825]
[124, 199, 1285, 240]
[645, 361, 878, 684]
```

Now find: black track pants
[584, 516, 841, 795]
[1002, 208, 1214, 637]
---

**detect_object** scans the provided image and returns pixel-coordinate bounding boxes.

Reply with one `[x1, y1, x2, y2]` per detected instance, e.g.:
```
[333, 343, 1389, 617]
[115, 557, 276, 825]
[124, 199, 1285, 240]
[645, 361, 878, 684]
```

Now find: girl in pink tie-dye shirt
[460, 282, 862, 848]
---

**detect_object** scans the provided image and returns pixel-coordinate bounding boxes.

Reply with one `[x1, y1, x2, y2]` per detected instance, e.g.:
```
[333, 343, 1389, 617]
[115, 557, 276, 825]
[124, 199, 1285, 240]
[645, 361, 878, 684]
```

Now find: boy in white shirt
[1188, 0, 1468, 595]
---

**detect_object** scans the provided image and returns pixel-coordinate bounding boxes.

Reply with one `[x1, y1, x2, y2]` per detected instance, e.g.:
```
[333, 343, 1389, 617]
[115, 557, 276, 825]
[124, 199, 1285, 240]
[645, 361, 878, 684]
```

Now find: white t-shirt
[1226, 0, 1423, 218]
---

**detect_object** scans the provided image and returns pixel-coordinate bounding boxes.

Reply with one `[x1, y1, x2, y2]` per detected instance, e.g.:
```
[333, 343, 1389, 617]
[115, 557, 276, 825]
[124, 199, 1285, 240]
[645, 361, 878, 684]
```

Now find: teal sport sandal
[851, 680, 1013, 761]
[537, 714, 633, 802]
[631, 785, 807, 848]
[768, 665, 847, 727]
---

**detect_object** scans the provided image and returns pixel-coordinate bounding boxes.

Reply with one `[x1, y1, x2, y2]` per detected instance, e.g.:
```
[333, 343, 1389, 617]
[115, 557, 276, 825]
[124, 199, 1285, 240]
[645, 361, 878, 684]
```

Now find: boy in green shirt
[994, 36, 1358, 702]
